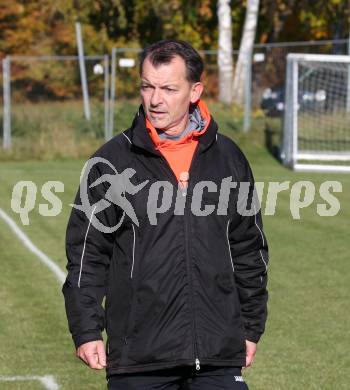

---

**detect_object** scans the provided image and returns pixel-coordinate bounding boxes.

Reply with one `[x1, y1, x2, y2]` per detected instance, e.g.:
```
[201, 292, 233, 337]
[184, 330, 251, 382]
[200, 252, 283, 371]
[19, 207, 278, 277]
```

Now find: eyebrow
[141, 80, 179, 88]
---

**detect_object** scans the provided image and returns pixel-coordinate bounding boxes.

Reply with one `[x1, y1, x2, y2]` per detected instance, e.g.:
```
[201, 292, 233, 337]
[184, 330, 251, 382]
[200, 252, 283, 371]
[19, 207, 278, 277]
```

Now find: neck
[159, 117, 190, 138]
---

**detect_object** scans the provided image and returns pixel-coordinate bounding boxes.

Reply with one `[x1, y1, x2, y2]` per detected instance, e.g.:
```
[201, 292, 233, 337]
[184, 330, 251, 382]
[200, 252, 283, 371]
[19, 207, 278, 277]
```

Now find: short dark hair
[139, 39, 204, 83]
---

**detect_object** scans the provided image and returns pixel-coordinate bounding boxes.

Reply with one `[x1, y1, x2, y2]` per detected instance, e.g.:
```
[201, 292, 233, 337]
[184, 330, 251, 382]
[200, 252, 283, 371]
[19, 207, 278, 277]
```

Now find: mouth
[149, 110, 167, 117]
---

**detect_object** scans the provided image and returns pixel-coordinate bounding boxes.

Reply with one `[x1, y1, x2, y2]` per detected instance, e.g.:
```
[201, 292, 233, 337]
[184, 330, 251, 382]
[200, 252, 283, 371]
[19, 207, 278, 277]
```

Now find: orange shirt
[146, 100, 211, 188]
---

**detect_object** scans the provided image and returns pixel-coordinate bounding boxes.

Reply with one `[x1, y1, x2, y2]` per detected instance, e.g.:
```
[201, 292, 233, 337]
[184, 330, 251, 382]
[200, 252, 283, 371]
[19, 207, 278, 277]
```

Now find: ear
[190, 82, 204, 104]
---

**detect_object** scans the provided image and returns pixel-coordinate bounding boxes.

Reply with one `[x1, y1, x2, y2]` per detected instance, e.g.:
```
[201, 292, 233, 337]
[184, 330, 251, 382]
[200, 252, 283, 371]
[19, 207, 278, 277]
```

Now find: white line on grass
[0, 375, 59, 389]
[0, 208, 66, 284]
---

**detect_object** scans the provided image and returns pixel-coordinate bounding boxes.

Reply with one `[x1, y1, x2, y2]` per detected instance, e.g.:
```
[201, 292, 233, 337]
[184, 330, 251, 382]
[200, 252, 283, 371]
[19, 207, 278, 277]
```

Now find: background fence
[109, 39, 348, 103]
[1, 55, 108, 158]
[1, 39, 349, 156]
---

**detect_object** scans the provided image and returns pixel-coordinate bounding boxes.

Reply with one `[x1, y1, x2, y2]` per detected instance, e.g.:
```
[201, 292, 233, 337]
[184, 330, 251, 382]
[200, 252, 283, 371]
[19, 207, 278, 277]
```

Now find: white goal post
[281, 53, 350, 173]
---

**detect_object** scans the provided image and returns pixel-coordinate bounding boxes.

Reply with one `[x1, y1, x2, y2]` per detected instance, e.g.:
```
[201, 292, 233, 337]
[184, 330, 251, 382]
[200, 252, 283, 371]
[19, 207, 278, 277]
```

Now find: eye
[141, 85, 151, 90]
[165, 88, 176, 92]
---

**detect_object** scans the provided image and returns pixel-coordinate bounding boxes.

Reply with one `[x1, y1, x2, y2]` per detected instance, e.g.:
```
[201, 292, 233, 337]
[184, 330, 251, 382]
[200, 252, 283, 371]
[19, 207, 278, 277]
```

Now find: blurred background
[0, 1, 349, 389]
[1, 0, 350, 160]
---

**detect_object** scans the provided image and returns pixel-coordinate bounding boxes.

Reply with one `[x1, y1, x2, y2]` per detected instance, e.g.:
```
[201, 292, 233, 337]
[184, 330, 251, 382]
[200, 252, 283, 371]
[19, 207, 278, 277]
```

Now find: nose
[150, 88, 162, 107]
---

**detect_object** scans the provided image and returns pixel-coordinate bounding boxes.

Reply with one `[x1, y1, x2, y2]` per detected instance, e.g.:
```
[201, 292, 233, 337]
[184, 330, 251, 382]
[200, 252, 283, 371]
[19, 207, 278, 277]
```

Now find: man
[63, 40, 268, 390]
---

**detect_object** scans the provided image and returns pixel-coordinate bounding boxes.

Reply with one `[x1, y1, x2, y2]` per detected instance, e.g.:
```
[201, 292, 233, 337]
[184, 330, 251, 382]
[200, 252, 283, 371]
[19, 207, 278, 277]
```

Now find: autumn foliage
[0, 0, 348, 100]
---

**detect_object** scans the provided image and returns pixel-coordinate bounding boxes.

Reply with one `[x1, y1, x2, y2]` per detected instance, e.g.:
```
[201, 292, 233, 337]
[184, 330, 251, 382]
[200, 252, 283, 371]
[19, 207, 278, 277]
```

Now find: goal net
[281, 53, 350, 173]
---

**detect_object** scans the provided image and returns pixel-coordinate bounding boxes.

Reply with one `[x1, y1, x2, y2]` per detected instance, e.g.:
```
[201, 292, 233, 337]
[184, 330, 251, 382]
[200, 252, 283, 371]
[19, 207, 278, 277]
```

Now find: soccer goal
[281, 53, 350, 173]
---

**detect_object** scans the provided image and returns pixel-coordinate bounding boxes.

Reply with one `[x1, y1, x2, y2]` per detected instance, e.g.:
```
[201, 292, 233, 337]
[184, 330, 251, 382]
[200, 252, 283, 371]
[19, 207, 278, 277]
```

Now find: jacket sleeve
[228, 157, 269, 343]
[62, 164, 121, 348]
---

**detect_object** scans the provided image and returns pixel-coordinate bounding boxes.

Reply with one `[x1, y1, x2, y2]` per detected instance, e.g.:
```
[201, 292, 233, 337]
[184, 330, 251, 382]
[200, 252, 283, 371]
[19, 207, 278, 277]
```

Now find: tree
[217, 0, 233, 104]
[232, 0, 260, 105]
[258, 0, 297, 42]
[133, 0, 216, 49]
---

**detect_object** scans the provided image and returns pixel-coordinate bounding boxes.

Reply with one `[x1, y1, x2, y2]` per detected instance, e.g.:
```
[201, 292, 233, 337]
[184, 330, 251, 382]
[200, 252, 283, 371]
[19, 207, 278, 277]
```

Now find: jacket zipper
[184, 199, 201, 370]
[159, 148, 201, 370]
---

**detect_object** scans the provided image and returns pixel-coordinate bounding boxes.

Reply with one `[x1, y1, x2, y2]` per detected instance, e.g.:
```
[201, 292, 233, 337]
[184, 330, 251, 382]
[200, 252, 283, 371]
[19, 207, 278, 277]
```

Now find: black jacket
[62, 106, 269, 376]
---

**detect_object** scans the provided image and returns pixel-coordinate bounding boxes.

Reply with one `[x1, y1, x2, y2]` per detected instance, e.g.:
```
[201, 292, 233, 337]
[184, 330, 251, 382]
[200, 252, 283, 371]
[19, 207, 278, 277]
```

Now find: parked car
[260, 86, 327, 117]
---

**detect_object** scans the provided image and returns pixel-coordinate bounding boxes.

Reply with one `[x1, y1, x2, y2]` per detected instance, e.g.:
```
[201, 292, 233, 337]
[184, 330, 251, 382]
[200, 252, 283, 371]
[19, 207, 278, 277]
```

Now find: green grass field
[0, 103, 349, 389]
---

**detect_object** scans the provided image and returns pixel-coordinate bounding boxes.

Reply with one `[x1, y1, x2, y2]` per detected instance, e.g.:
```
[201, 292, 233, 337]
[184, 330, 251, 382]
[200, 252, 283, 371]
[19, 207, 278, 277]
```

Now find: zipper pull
[179, 172, 189, 196]
[195, 358, 200, 370]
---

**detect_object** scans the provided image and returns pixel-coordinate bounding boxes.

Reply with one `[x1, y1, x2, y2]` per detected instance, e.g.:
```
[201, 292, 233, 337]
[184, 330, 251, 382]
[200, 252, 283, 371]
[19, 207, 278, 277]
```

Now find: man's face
[140, 55, 203, 135]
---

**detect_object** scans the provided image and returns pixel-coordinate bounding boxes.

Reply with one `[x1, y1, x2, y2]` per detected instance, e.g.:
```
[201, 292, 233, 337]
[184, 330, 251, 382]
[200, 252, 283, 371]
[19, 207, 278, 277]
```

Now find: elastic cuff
[244, 330, 261, 344]
[73, 332, 103, 349]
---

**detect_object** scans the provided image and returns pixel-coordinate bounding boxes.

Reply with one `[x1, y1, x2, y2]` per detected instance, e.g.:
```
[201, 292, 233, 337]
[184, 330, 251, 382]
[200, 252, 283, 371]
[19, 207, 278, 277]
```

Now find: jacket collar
[130, 103, 218, 156]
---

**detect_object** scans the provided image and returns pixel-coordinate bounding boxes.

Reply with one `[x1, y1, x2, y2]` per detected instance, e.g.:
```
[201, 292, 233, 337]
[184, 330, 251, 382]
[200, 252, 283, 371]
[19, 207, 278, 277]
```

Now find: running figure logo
[72, 157, 149, 233]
